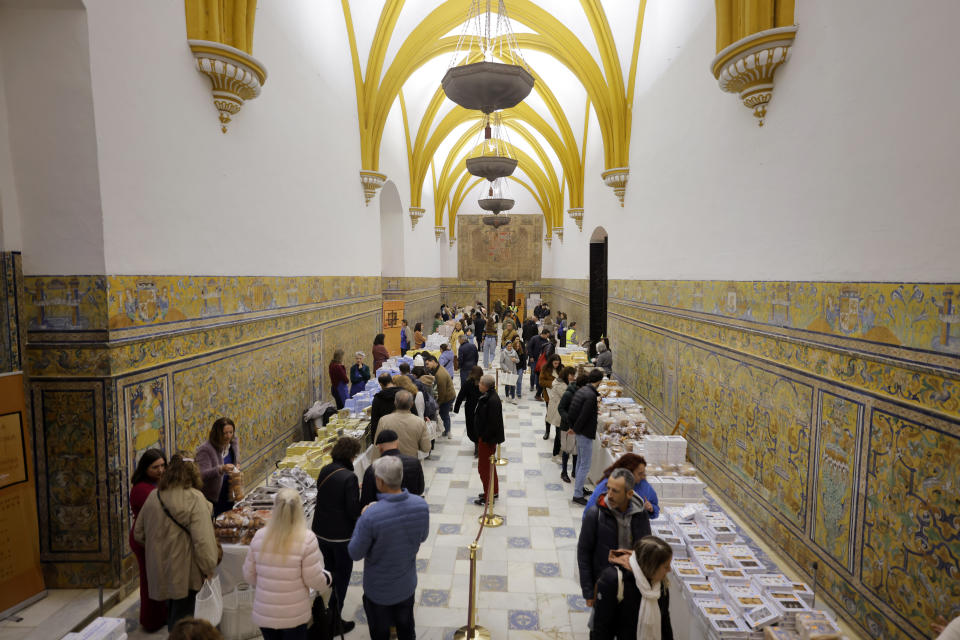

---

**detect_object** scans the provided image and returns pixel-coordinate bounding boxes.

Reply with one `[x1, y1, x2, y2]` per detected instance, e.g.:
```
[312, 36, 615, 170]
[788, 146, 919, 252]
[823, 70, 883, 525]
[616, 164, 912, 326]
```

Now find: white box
[77, 618, 126, 640]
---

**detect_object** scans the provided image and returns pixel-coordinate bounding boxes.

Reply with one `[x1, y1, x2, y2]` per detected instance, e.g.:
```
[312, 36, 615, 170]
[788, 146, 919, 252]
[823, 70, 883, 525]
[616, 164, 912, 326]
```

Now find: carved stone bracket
[601, 168, 629, 207]
[554, 227, 563, 243]
[359, 171, 387, 205]
[544, 232, 553, 248]
[434, 226, 445, 241]
[188, 40, 267, 133]
[409, 207, 425, 229]
[711, 26, 798, 126]
[568, 208, 584, 231]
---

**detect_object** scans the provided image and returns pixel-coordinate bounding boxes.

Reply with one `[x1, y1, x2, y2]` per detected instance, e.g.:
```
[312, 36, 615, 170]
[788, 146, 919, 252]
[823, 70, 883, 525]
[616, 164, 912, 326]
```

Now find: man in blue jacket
[349, 455, 430, 640]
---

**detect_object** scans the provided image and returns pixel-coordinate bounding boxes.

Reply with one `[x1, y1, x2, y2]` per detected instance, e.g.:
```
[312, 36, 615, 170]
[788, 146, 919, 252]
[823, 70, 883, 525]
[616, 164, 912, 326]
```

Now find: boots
[542, 421, 551, 440]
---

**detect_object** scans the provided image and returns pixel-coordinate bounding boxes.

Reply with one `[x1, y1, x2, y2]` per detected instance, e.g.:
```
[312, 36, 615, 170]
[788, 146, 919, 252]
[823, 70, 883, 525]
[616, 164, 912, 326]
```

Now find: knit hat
[375, 429, 399, 445]
[413, 354, 425, 367]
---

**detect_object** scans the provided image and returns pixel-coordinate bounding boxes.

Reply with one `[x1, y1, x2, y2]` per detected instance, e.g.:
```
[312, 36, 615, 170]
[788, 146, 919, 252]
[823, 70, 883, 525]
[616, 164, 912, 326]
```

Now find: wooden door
[487, 281, 515, 314]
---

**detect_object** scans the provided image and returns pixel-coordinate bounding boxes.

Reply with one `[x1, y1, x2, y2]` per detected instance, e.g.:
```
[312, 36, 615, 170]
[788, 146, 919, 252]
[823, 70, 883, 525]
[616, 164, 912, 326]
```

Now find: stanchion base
[454, 625, 491, 640]
[495, 458, 508, 466]
[478, 513, 505, 527]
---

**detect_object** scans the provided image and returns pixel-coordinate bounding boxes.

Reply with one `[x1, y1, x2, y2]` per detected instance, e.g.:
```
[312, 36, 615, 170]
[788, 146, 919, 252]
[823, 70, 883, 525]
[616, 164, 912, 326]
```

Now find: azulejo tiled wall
[597, 279, 960, 639]
[0, 252, 24, 373]
[24, 274, 381, 587]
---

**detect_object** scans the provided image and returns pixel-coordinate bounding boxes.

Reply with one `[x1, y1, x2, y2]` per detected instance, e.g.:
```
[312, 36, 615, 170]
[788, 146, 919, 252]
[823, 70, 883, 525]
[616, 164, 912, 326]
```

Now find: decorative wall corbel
[554, 227, 564, 243]
[434, 226, 445, 242]
[185, 1, 266, 133]
[712, 1, 797, 126]
[568, 208, 584, 231]
[409, 208, 425, 229]
[359, 171, 387, 205]
[601, 168, 629, 207]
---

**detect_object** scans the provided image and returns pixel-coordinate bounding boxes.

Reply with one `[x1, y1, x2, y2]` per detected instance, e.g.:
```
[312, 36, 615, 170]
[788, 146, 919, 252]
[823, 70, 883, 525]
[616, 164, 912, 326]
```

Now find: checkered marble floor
[342, 367, 593, 640]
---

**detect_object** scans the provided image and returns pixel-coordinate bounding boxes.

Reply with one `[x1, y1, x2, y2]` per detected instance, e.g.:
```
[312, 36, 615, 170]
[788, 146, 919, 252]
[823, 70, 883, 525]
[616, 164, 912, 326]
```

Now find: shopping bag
[501, 372, 518, 387]
[194, 576, 223, 626]
[309, 590, 344, 640]
[220, 583, 259, 640]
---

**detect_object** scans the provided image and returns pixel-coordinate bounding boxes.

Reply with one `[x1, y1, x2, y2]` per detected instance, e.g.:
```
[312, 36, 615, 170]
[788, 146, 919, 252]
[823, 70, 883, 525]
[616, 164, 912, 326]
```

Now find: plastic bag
[194, 576, 223, 626]
[220, 583, 259, 640]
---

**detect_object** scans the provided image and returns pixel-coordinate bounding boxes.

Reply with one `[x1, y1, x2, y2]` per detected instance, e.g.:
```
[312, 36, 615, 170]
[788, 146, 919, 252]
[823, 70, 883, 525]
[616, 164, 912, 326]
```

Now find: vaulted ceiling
[339, 0, 648, 236]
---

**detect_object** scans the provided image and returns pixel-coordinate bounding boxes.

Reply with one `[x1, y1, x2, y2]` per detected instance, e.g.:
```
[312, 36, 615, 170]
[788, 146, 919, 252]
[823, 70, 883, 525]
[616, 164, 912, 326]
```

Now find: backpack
[535, 352, 547, 373]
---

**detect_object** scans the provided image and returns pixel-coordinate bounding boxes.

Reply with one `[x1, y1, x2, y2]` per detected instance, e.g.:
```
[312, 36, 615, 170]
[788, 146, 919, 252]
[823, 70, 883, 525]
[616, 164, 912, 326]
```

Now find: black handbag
[309, 589, 345, 640]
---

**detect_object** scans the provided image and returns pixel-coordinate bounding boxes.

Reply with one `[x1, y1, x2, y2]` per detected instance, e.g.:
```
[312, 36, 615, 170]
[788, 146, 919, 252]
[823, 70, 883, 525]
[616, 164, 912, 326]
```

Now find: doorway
[487, 280, 515, 316]
[588, 227, 608, 357]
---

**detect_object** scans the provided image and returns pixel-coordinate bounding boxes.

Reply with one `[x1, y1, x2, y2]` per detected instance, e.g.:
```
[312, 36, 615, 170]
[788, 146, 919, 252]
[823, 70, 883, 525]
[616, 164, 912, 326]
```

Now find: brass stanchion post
[453, 541, 490, 640]
[495, 442, 508, 466]
[478, 454, 504, 527]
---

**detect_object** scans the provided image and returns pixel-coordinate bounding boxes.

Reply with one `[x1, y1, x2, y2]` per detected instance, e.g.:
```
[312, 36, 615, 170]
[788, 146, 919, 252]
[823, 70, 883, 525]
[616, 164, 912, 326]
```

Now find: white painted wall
[78, 0, 379, 276]
[548, 0, 960, 282]
[0, 4, 106, 274]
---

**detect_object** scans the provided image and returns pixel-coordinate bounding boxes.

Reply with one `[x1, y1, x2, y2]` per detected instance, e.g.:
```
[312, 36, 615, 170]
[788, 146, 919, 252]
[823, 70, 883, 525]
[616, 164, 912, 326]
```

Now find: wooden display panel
[0, 373, 44, 614]
[382, 300, 404, 358]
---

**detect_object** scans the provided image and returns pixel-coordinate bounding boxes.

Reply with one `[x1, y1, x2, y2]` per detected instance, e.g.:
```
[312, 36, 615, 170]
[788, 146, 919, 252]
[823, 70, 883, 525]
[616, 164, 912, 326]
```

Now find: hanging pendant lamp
[480, 177, 514, 227]
[466, 113, 517, 181]
[442, 0, 534, 114]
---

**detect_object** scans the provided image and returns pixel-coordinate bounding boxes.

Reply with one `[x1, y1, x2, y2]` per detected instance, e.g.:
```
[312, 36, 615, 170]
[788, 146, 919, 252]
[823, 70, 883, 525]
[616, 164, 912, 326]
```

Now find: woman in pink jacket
[243, 488, 332, 639]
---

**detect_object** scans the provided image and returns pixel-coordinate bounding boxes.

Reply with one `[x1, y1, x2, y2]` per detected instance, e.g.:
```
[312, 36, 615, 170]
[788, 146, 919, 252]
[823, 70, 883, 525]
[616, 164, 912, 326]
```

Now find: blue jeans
[573, 434, 594, 498]
[439, 400, 453, 435]
[529, 360, 538, 390]
[482, 336, 497, 367]
[515, 367, 524, 397]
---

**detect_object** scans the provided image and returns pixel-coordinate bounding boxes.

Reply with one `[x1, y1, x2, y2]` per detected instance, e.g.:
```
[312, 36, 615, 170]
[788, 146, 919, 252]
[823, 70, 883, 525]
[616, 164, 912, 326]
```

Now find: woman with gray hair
[350, 351, 371, 397]
[473, 374, 505, 504]
[595, 341, 613, 377]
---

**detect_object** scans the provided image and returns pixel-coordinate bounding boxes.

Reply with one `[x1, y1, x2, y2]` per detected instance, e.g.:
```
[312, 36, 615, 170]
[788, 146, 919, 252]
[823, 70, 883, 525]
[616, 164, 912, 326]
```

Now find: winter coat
[348, 490, 430, 605]
[242, 528, 331, 629]
[196, 439, 240, 503]
[413, 330, 425, 348]
[360, 449, 424, 507]
[595, 350, 613, 376]
[594, 567, 673, 640]
[458, 341, 479, 374]
[350, 363, 371, 386]
[439, 350, 455, 377]
[577, 494, 652, 600]
[521, 319, 538, 342]
[474, 316, 486, 338]
[371, 411, 431, 459]
[475, 389, 505, 445]
[546, 379, 567, 427]
[558, 381, 579, 431]
[539, 366, 556, 392]
[432, 364, 456, 404]
[311, 461, 361, 542]
[372, 344, 390, 372]
[568, 384, 600, 439]
[501, 326, 518, 347]
[329, 362, 349, 387]
[526, 335, 547, 364]
[454, 379, 482, 442]
[370, 386, 417, 434]
[499, 347, 519, 375]
[133, 486, 220, 601]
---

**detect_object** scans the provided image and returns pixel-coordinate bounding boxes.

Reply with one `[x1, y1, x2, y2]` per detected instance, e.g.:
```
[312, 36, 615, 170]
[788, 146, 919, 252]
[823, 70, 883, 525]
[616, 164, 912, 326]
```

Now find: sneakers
[572, 496, 588, 506]
[583, 488, 593, 496]
[560, 472, 571, 483]
[445, 432, 452, 439]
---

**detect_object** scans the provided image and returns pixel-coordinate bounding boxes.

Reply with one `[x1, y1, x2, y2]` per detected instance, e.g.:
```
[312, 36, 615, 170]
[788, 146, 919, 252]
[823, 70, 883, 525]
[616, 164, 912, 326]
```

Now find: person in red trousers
[473, 374, 505, 506]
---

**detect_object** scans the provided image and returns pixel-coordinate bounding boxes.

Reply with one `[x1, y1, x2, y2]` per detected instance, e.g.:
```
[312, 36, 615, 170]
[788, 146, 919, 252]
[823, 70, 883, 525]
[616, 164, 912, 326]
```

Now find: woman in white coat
[243, 488, 332, 640]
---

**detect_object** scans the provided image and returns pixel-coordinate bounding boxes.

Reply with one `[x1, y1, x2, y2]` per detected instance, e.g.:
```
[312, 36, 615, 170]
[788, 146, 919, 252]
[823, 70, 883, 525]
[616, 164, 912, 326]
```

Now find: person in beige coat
[243, 488, 332, 638]
[134, 453, 220, 631]
[371, 390, 431, 460]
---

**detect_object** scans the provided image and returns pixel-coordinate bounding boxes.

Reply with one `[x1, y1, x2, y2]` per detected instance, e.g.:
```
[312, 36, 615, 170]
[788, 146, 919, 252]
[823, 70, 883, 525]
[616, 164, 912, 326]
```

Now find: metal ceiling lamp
[442, 0, 534, 114]
[466, 112, 517, 182]
[480, 177, 514, 228]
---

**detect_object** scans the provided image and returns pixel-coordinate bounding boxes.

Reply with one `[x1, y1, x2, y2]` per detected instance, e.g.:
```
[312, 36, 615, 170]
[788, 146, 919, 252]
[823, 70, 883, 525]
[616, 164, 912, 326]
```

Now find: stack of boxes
[62, 618, 126, 640]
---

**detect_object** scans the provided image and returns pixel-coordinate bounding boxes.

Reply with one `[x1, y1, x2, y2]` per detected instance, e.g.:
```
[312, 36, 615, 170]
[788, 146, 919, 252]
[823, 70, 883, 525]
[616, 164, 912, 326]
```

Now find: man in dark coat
[526, 328, 551, 399]
[473, 374, 505, 505]
[457, 335, 479, 385]
[370, 373, 418, 434]
[360, 430, 424, 507]
[576, 468, 651, 606]
[521, 316, 538, 343]
[568, 368, 603, 503]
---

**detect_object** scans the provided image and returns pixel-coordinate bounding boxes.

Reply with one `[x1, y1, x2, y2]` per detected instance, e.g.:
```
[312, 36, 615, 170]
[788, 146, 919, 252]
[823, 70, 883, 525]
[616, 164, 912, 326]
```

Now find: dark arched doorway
[588, 226, 608, 358]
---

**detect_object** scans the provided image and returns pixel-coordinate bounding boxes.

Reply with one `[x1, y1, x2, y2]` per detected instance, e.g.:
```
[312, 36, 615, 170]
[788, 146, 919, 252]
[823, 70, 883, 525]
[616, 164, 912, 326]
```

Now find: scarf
[628, 552, 662, 640]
